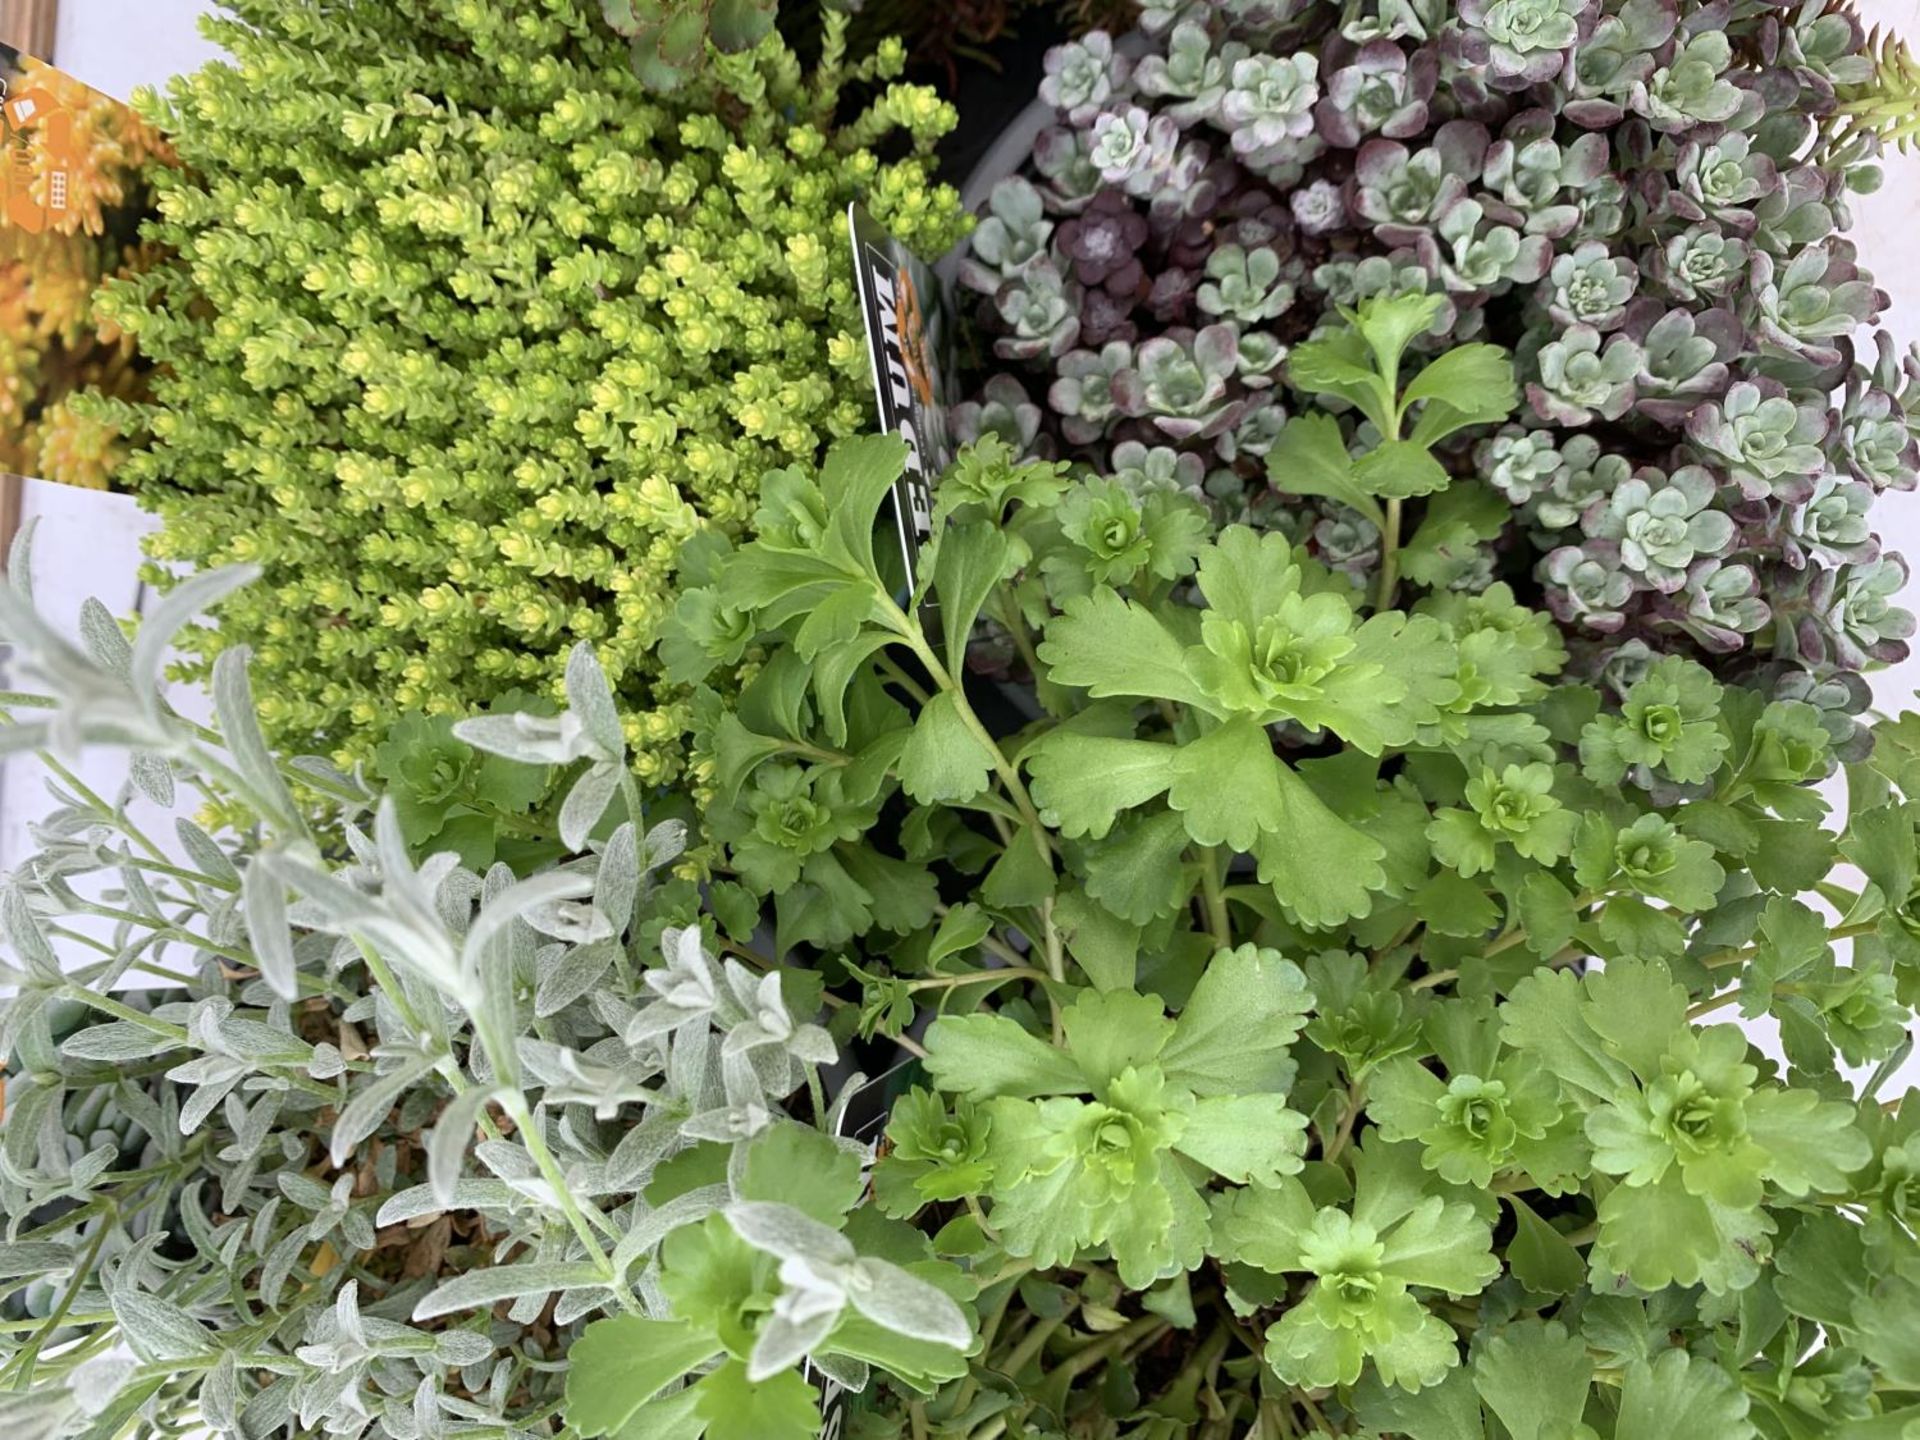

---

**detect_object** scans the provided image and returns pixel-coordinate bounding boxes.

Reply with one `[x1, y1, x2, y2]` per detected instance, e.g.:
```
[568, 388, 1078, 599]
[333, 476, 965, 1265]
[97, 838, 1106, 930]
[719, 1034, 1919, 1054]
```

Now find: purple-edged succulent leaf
[1529, 326, 1643, 426]
[1838, 350, 1920, 492]
[966, 178, 1055, 291]
[1685, 379, 1829, 502]
[1630, 31, 1748, 134]
[1810, 554, 1916, 669]
[1134, 19, 1243, 126]
[1676, 558, 1771, 651]
[953, 375, 1047, 456]
[1785, 474, 1879, 569]
[1056, 192, 1151, 291]
[1457, 0, 1595, 89]
[1544, 240, 1639, 330]
[708, 0, 776, 52]
[1314, 38, 1435, 148]
[1585, 463, 1736, 593]
[1193, 323, 1243, 376]
[1481, 110, 1610, 238]
[1040, 31, 1135, 125]
[1543, 541, 1634, 633]
[1749, 244, 1885, 376]
[1032, 126, 1104, 214]
[993, 264, 1083, 362]
[1290, 179, 1348, 236]
[1050, 342, 1139, 446]
[1673, 132, 1778, 233]
[954, 0, 1910, 699]
[1624, 302, 1741, 421]
[1220, 53, 1321, 154]
[1650, 224, 1749, 303]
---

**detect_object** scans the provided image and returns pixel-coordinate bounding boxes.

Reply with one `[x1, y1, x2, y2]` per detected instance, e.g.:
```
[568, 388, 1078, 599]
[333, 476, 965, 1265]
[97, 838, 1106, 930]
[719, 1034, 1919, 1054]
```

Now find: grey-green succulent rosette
[959, 0, 1916, 742]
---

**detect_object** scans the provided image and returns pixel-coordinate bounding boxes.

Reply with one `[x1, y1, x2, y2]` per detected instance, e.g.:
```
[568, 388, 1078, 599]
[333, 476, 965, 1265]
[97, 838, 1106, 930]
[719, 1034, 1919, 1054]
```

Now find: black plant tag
[803, 1053, 913, 1439]
[816, 1372, 854, 1440]
[848, 203, 957, 617]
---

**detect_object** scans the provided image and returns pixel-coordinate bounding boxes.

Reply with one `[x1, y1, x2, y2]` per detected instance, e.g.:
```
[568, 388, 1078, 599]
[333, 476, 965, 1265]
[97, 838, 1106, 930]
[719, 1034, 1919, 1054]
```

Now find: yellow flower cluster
[0, 58, 167, 487]
[98, 1, 966, 777]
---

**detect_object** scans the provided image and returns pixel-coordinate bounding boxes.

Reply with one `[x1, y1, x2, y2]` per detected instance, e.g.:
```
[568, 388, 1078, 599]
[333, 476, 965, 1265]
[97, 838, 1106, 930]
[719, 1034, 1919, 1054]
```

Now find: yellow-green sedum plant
[96, 0, 966, 784]
[1829, 10, 1920, 156]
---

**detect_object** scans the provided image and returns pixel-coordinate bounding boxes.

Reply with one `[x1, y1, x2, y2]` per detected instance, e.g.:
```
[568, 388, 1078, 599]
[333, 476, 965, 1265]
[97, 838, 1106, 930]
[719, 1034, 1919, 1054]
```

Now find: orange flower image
[0, 50, 170, 488]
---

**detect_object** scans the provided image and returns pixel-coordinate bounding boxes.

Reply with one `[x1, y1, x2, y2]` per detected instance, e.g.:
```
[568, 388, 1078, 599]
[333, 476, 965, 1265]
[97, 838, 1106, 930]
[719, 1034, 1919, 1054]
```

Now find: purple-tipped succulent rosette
[957, 0, 1917, 748]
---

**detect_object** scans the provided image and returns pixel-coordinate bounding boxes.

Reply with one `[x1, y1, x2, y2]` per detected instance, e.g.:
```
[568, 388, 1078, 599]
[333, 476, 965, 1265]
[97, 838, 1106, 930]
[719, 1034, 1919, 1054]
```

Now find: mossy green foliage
[98, 0, 966, 780]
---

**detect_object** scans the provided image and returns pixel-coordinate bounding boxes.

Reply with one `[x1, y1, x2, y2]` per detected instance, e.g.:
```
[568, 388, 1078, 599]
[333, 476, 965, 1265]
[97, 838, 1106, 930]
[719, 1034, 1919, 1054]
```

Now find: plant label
[849, 202, 957, 615]
[0, 45, 95, 237]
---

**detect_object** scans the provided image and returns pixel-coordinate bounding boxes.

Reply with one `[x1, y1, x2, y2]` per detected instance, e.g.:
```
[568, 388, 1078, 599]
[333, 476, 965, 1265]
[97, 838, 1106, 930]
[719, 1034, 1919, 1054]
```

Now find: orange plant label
[1, 44, 96, 235]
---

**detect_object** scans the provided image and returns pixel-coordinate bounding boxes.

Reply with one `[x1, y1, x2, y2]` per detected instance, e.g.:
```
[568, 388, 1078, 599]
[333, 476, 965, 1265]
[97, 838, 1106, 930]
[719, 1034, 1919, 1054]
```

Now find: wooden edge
[0, 0, 59, 62]
[0, 474, 20, 559]
[4, 0, 66, 559]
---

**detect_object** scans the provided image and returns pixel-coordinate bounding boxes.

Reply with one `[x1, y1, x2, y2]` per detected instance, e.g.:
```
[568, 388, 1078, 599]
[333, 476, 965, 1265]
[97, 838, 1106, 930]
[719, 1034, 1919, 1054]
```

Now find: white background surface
[1845, 2, 1920, 718]
[51, 0, 222, 104]
[26, 2, 1920, 1088]
[0, 487, 151, 879]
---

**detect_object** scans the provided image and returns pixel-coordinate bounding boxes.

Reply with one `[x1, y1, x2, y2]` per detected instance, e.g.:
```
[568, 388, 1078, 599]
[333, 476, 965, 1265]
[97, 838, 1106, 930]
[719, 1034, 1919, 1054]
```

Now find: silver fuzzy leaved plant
[0, 529, 964, 1440]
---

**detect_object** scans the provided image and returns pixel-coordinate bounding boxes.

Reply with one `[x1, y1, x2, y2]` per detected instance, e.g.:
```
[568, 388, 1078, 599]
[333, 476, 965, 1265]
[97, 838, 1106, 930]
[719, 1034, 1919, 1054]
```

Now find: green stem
[45, 925, 116, 958]
[998, 1311, 1068, 1379]
[0, 1313, 113, 1335]
[875, 653, 934, 707]
[1298, 1391, 1334, 1435]
[1484, 889, 1606, 960]
[1224, 1311, 1266, 1362]
[496, 1091, 639, 1315]
[951, 1265, 1030, 1416]
[1198, 847, 1231, 949]
[805, 1064, 828, 1132]
[438, 953, 627, 1280]
[618, 768, 647, 834]
[1039, 897, 1067, 1041]
[353, 941, 431, 1036]
[1048, 1314, 1169, 1386]
[1815, 880, 1863, 912]
[1701, 920, 1878, 969]
[933, 904, 1031, 972]
[1322, 1078, 1367, 1164]
[885, 597, 1051, 849]
[997, 592, 1064, 714]
[36, 750, 173, 865]
[4, 1204, 113, 1388]
[963, 1195, 1001, 1247]
[1171, 1323, 1231, 1396]
[117, 855, 240, 892]
[1687, 991, 1739, 1022]
[63, 985, 189, 1040]
[1374, 497, 1403, 612]
[781, 737, 850, 766]
[909, 966, 1051, 992]
[64, 900, 250, 962]
[349, 939, 507, 1149]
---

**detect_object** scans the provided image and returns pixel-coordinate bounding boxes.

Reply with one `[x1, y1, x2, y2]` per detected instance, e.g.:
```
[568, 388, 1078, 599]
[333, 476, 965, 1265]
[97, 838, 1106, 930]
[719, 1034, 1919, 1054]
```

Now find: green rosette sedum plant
[650, 322, 1920, 1433]
[97, 0, 965, 784]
